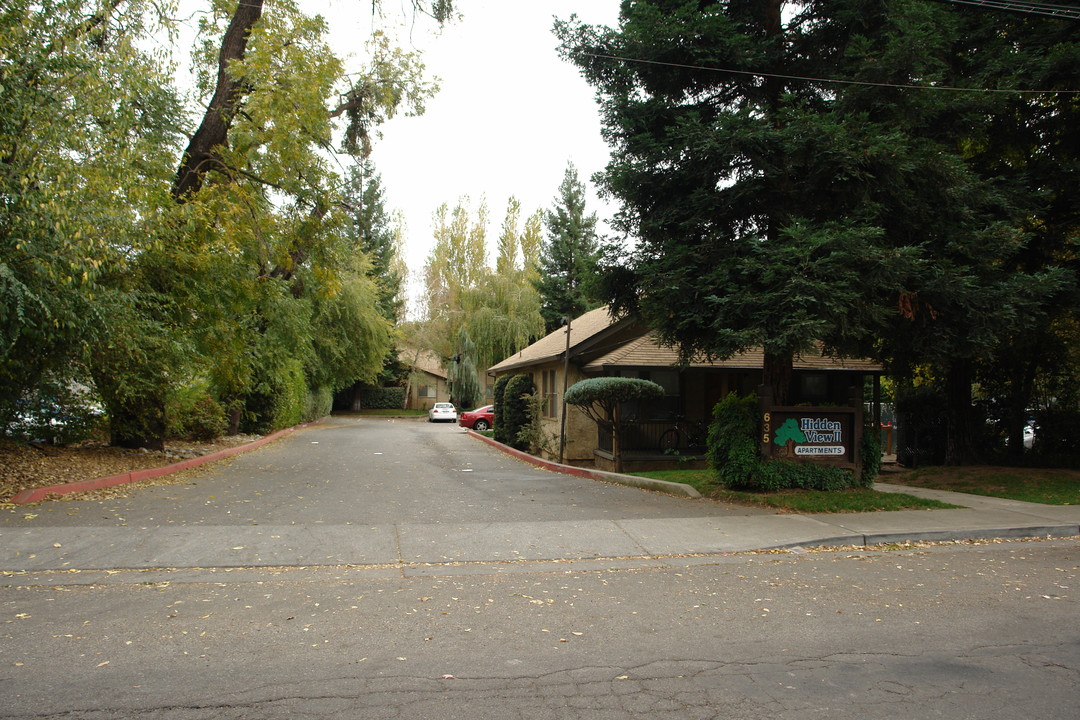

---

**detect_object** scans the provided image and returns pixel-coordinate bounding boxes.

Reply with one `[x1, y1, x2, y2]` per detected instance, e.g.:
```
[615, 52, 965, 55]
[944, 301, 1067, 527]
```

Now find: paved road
[1, 416, 1077, 718]
[2, 540, 1077, 719]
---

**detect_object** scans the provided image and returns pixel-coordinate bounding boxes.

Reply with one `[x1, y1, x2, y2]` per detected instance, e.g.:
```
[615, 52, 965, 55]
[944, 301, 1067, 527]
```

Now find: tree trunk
[227, 405, 243, 436]
[944, 361, 979, 465]
[1004, 357, 1038, 457]
[109, 397, 167, 452]
[172, 0, 264, 200]
[763, 348, 794, 406]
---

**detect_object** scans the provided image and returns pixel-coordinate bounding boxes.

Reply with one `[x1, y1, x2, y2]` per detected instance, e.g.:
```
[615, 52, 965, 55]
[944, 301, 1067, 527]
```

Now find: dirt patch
[0, 436, 259, 503]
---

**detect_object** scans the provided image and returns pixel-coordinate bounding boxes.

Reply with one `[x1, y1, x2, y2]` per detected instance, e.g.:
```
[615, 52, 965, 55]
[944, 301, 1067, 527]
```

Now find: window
[418, 384, 435, 398]
[542, 369, 558, 418]
[800, 373, 828, 403]
[617, 368, 680, 419]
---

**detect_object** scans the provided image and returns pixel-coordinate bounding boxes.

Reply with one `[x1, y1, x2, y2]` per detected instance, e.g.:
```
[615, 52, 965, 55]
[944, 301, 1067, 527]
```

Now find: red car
[458, 405, 494, 432]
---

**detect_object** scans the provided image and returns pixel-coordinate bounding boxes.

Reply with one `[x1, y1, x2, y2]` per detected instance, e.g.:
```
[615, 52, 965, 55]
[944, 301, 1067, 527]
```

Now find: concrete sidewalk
[2, 481, 1077, 575]
[1, 426, 1077, 576]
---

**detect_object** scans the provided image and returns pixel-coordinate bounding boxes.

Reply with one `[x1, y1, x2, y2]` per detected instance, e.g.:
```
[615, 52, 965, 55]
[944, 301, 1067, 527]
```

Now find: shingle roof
[583, 333, 883, 372]
[487, 305, 620, 374]
[400, 348, 447, 379]
[488, 305, 883, 375]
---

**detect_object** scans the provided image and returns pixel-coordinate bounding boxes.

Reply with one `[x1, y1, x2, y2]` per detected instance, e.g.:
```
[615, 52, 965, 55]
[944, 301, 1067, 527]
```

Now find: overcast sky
[351, 1, 623, 280]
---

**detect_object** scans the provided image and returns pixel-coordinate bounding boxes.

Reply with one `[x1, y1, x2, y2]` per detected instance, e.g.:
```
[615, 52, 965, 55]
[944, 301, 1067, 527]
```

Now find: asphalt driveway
[0, 416, 770, 572]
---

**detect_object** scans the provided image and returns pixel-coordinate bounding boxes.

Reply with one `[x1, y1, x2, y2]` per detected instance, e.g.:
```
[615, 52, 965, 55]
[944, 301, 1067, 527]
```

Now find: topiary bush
[563, 377, 664, 418]
[501, 374, 535, 451]
[706, 392, 864, 492]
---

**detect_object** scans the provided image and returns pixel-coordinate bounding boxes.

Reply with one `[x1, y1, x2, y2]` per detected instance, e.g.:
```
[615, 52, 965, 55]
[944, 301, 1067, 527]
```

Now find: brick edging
[7, 418, 326, 505]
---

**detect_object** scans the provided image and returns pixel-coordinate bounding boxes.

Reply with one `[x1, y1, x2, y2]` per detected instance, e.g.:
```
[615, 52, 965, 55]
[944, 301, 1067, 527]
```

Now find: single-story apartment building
[488, 306, 884, 472]
[402, 348, 451, 411]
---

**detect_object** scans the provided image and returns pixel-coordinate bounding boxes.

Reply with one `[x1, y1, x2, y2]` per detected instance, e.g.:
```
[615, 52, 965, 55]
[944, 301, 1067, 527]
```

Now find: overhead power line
[931, 0, 1080, 21]
[581, 52, 1080, 95]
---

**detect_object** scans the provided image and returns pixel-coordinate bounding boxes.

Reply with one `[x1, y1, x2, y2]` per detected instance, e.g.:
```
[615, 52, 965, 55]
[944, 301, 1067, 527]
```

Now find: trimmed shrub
[707, 392, 863, 492]
[362, 386, 406, 410]
[502, 374, 534, 451]
[272, 360, 307, 430]
[167, 384, 228, 441]
[706, 393, 761, 488]
[492, 375, 511, 445]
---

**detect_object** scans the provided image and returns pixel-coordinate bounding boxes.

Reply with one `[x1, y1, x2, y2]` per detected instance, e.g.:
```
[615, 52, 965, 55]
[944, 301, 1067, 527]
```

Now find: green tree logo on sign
[773, 418, 806, 458]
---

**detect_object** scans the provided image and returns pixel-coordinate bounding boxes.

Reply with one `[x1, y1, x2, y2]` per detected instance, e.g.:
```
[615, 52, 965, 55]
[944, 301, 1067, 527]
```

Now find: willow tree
[463, 198, 545, 371]
[420, 197, 544, 390]
[422, 197, 491, 360]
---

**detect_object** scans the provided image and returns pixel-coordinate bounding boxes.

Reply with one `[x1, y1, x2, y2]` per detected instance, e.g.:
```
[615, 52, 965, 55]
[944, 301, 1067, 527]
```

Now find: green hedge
[501, 374, 534, 451]
[707, 393, 872, 492]
[304, 386, 333, 422]
[492, 375, 511, 444]
[362, 386, 406, 410]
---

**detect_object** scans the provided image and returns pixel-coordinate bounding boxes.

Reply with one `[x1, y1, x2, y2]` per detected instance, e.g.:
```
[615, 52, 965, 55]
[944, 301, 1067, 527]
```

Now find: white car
[427, 402, 457, 423]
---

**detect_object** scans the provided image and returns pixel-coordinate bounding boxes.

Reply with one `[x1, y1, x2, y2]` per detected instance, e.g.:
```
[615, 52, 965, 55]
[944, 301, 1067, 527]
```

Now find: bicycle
[658, 415, 706, 453]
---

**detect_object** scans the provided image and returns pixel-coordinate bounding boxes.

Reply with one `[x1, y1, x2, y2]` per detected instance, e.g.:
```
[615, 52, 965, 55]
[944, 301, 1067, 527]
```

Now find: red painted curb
[7, 419, 324, 505]
[466, 430, 702, 498]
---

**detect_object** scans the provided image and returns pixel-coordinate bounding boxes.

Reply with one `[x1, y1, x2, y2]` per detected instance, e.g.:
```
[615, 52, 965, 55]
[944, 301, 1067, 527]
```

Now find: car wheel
[473, 419, 489, 432]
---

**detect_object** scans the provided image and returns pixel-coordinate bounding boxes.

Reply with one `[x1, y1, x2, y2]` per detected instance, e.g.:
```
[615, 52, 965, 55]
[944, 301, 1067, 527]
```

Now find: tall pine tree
[535, 163, 601, 333]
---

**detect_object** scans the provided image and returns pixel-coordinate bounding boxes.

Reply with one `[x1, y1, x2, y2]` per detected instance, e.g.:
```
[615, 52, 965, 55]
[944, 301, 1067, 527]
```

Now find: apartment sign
[763, 411, 855, 464]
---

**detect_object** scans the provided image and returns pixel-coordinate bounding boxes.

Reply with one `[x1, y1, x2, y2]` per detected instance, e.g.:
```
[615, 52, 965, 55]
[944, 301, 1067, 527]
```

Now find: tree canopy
[1, 0, 448, 447]
[557, 0, 1079, 462]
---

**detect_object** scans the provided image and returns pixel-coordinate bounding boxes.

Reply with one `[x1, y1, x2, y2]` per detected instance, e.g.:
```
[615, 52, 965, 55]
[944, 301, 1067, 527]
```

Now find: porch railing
[597, 419, 708, 455]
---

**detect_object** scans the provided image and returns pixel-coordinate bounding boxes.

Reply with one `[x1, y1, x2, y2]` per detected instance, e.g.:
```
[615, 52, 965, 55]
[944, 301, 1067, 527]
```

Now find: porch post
[613, 402, 622, 474]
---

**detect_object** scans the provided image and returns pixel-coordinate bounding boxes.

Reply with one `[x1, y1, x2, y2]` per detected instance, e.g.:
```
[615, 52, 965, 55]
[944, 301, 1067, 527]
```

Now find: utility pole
[558, 315, 571, 464]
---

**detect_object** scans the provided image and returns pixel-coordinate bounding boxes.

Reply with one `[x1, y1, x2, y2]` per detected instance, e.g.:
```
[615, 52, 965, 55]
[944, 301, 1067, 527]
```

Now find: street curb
[7, 418, 327, 505]
[466, 430, 703, 499]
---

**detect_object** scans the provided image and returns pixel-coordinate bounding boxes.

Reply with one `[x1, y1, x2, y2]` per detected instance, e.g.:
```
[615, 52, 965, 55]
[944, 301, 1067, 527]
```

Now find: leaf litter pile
[0, 437, 258, 503]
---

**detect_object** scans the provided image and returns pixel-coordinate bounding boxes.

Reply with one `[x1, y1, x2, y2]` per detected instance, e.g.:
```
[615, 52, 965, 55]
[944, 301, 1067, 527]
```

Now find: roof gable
[488, 305, 633, 374]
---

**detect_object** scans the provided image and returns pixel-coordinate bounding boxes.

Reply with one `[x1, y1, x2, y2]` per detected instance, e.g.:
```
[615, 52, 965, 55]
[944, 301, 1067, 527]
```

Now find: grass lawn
[632, 469, 959, 513]
[887, 466, 1080, 505]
